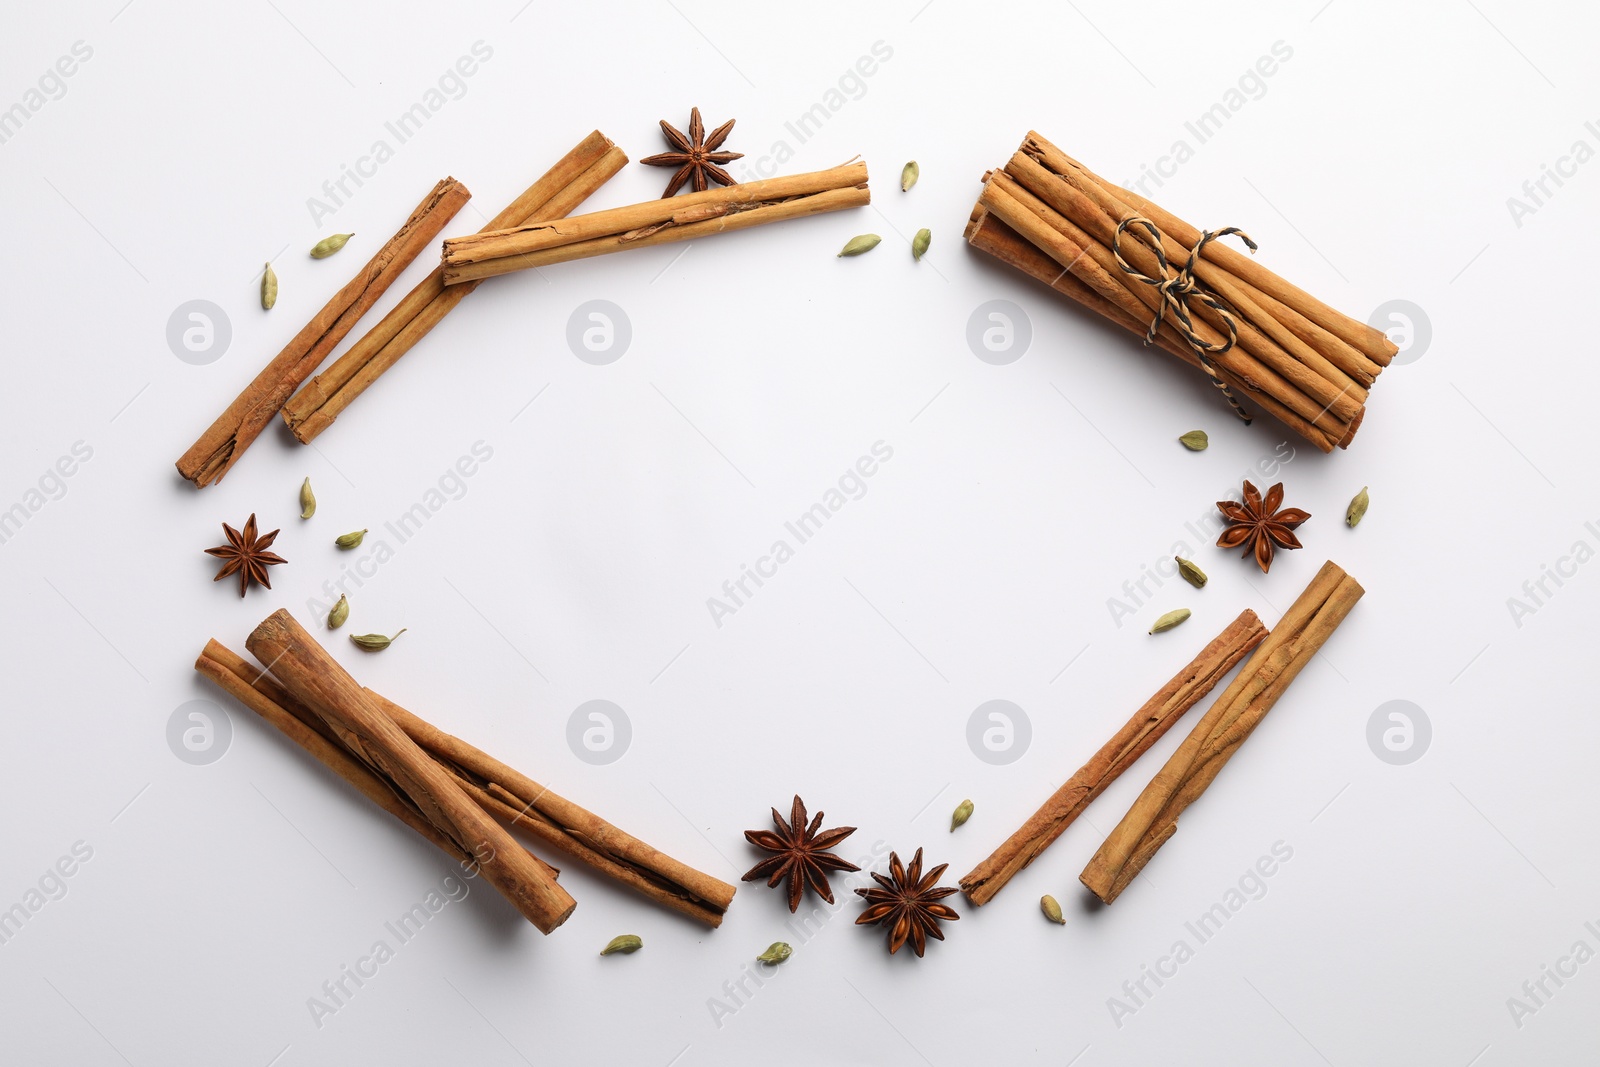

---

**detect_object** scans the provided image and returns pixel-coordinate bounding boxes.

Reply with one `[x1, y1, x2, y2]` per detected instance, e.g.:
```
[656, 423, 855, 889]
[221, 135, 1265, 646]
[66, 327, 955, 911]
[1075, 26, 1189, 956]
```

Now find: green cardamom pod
[901, 160, 920, 192]
[1041, 894, 1065, 925]
[950, 798, 974, 831]
[299, 476, 316, 519]
[1178, 430, 1209, 451]
[600, 934, 642, 956]
[334, 528, 367, 550]
[912, 228, 931, 261]
[837, 234, 881, 257]
[350, 629, 405, 652]
[1346, 486, 1370, 527]
[261, 262, 278, 310]
[756, 942, 792, 965]
[327, 595, 349, 630]
[1176, 557, 1208, 589]
[1149, 608, 1191, 634]
[310, 233, 353, 259]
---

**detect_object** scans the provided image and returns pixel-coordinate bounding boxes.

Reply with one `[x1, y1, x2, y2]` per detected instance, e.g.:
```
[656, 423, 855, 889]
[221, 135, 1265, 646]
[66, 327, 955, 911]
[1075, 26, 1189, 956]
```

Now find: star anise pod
[742, 795, 860, 912]
[855, 848, 960, 957]
[1216, 480, 1310, 573]
[639, 107, 742, 198]
[205, 513, 286, 597]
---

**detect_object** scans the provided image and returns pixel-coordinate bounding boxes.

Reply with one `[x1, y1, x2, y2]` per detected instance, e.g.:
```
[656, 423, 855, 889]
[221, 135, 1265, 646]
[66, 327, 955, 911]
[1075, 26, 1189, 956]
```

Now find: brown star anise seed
[204, 513, 286, 597]
[1216, 480, 1309, 573]
[742, 796, 860, 912]
[855, 847, 960, 957]
[639, 107, 742, 197]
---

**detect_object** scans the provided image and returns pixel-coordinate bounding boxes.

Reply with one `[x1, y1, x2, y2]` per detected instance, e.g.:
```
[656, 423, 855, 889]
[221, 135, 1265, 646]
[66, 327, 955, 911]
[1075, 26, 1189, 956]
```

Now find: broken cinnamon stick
[194, 639, 559, 882]
[439, 162, 870, 284]
[960, 610, 1267, 906]
[367, 692, 735, 927]
[280, 132, 627, 442]
[1081, 562, 1364, 903]
[245, 610, 575, 932]
[175, 177, 471, 486]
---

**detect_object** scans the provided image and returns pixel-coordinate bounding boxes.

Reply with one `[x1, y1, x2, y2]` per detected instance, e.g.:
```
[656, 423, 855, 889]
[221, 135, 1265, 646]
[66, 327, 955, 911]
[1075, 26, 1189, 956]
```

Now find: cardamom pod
[261, 262, 278, 310]
[350, 629, 405, 652]
[1346, 486, 1370, 527]
[950, 798, 974, 831]
[600, 934, 642, 956]
[1178, 430, 1209, 451]
[1149, 608, 1191, 634]
[1175, 556, 1208, 589]
[756, 942, 792, 965]
[912, 228, 931, 261]
[310, 233, 353, 259]
[334, 528, 367, 550]
[901, 160, 920, 192]
[1041, 894, 1065, 925]
[299, 477, 315, 519]
[327, 594, 349, 630]
[837, 234, 881, 257]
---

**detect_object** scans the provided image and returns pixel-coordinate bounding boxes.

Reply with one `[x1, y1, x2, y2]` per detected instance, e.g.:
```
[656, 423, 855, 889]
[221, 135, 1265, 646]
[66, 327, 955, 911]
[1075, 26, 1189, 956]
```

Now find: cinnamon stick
[366, 692, 736, 927]
[245, 610, 575, 932]
[194, 639, 559, 881]
[960, 610, 1267, 906]
[1081, 562, 1364, 903]
[281, 132, 627, 442]
[175, 177, 471, 486]
[439, 162, 871, 284]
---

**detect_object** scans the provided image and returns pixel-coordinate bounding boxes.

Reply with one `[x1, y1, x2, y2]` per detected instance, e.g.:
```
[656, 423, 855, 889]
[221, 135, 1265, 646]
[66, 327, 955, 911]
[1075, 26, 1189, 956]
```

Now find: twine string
[1112, 216, 1257, 424]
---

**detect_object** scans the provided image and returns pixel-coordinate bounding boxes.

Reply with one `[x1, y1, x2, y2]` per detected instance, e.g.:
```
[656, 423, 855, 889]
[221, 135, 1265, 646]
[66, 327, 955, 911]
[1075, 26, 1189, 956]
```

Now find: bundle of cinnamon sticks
[197, 610, 735, 930]
[966, 133, 1397, 452]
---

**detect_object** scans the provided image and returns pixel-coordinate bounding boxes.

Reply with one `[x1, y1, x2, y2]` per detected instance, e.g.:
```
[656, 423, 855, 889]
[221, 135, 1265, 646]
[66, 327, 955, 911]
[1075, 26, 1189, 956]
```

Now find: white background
[1, 1, 1594, 1064]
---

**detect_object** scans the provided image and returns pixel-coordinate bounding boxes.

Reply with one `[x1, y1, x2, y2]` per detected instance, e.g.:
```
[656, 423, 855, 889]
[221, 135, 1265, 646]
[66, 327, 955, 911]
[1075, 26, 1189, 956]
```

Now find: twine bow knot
[1112, 216, 1258, 424]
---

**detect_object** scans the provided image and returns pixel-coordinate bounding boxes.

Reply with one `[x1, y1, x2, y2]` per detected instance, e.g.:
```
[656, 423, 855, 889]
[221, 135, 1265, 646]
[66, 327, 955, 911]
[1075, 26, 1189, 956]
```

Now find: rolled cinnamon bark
[960, 610, 1267, 906]
[281, 132, 627, 442]
[175, 177, 471, 486]
[1081, 562, 1364, 903]
[245, 610, 575, 932]
[366, 692, 736, 928]
[194, 640, 559, 881]
[440, 162, 871, 284]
